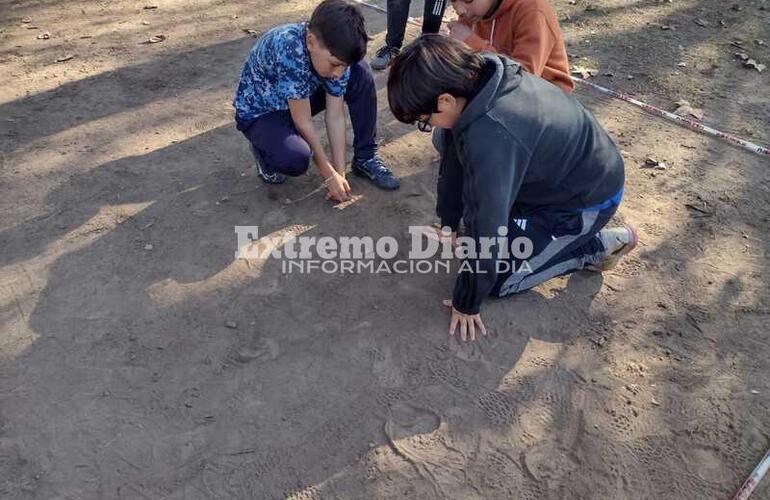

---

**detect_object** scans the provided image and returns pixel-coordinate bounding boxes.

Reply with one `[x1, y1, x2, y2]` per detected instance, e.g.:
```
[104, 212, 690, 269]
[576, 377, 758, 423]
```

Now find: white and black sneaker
[586, 224, 638, 272]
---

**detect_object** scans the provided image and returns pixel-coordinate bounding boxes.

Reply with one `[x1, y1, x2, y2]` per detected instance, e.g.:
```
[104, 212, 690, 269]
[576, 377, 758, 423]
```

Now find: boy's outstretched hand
[325, 170, 352, 202]
[443, 299, 487, 342]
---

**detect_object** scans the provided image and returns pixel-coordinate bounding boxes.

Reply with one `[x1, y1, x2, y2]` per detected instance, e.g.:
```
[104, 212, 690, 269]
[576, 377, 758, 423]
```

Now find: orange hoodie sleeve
[465, 10, 557, 77]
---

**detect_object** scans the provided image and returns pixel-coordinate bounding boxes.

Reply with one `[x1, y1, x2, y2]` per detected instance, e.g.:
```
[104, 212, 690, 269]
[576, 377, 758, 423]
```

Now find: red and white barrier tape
[733, 450, 770, 500]
[352, 0, 770, 158]
[573, 77, 770, 157]
[733, 448, 770, 500]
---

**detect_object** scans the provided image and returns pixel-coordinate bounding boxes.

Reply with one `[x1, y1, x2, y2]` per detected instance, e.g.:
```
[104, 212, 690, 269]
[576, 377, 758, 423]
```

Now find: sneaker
[586, 224, 638, 272]
[251, 145, 286, 185]
[352, 156, 400, 190]
[370, 45, 400, 70]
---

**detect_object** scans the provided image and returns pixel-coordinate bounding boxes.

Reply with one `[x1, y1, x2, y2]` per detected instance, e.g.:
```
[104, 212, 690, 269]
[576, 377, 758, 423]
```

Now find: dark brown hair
[308, 0, 371, 65]
[387, 35, 485, 124]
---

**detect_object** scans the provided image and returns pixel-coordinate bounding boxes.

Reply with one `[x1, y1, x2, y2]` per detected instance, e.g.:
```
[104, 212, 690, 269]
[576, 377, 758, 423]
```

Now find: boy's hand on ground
[447, 21, 472, 42]
[443, 299, 487, 342]
[325, 171, 351, 202]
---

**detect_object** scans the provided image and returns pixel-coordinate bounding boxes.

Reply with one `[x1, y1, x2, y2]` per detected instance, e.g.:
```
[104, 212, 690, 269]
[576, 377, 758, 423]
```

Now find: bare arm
[288, 98, 336, 179]
[324, 93, 346, 174]
[287, 97, 351, 201]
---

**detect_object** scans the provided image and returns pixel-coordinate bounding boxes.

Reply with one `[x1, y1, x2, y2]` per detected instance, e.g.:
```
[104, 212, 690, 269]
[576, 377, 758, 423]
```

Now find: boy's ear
[437, 93, 458, 113]
[306, 31, 318, 50]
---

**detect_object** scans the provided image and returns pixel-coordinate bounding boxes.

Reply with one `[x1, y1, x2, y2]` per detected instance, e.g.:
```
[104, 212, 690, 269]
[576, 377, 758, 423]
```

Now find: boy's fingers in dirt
[475, 317, 487, 336]
[460, 320, 468, 342]
[449, 314, 459, 337]
[329, 188, 348, 202]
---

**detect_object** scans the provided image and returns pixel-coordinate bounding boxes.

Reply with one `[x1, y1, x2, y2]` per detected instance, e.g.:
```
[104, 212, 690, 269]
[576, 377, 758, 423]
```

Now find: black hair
[387, 35, 485, 124]
[308, 0, 371, 65]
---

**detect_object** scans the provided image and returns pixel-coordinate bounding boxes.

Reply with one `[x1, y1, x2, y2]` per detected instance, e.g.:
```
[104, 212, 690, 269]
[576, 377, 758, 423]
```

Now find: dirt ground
[1, 0, 769, 498]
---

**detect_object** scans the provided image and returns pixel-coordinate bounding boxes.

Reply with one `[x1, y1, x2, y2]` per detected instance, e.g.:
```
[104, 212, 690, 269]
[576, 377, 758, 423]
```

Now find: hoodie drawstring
[489, 19, 496, 45]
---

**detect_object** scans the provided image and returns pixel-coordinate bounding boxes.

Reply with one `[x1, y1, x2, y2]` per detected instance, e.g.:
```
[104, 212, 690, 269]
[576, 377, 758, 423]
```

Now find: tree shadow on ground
[1, 0, 769, 498]
[1, 121, 610, 498]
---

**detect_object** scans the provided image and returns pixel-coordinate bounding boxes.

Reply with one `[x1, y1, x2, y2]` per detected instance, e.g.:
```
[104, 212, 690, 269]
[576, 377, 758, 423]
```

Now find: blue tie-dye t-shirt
[233, 22, 350, 129]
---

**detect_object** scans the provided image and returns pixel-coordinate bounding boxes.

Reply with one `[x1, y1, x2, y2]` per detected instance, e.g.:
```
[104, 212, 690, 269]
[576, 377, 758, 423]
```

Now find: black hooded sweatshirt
[438, 53, 624, 315]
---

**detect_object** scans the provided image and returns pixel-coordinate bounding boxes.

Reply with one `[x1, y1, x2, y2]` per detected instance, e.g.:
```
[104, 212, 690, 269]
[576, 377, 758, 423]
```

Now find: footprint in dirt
[386, 402, 441, 440]
[354, 325, 405, 388]
[224, 337, 280, 366]
[262, 208, 289, 226]
[686, 445, 729, 483]
[448, 337, 486, 362]
[523, 440, 578, 484]
[372, 345, 404, 388]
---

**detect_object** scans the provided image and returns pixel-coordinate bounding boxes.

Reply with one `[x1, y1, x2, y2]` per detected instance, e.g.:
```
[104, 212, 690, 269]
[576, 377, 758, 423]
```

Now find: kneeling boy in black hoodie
[388, 35, 637, 342]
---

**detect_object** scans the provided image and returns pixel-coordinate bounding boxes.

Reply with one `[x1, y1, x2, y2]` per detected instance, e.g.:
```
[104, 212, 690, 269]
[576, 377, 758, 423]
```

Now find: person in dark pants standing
[370, 0, 448, 69]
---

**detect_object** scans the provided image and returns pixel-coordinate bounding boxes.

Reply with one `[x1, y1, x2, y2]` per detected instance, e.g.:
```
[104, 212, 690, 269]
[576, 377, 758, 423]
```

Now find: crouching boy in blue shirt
[388, 35, 638, 341]
[234, 0, 399, 202]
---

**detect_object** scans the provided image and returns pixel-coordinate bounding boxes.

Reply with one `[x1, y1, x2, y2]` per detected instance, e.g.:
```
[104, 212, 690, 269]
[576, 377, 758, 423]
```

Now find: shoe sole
[352, 166, 399, 191]
[587, 224, 638, 272]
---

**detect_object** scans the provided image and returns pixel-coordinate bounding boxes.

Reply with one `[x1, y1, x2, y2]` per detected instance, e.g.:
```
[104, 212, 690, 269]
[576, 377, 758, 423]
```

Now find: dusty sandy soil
[1, 0, 769, 498]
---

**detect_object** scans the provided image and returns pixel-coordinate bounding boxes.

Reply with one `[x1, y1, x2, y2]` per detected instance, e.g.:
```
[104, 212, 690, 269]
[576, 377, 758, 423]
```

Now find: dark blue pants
[491, 202, 619, 296]
[241, 60, 378, 176]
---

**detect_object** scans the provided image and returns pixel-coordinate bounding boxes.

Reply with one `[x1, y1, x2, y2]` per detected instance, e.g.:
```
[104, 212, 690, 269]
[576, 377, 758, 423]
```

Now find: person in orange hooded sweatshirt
[447, 0, 574, 92]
